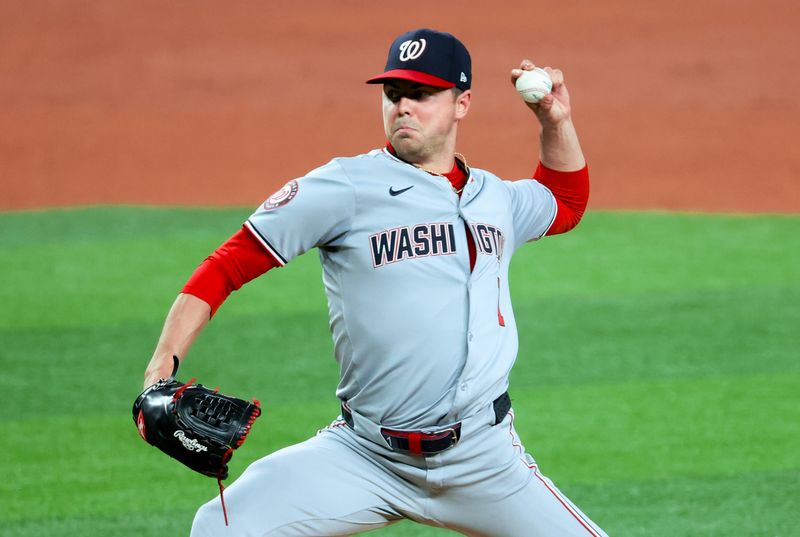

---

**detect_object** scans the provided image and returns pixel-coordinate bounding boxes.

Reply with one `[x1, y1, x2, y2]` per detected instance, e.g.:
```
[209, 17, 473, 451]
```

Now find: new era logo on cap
[366, 28, 472, 90]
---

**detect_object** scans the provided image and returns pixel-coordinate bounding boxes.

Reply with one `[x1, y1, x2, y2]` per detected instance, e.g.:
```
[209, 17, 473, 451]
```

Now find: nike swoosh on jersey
[389, 185, 414, 196]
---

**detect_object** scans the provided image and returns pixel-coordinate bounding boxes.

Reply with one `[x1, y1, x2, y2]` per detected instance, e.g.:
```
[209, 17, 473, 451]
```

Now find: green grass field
[2, 207, 798, 536]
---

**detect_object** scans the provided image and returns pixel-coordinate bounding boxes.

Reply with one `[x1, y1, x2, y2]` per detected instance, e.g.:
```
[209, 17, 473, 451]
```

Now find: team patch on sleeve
[369, 223, 456, 268]
[262, 180, 299, 211]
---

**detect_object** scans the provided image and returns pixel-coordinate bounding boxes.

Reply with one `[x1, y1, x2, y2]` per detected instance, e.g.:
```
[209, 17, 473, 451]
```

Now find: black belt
[340, 391, 511, 456]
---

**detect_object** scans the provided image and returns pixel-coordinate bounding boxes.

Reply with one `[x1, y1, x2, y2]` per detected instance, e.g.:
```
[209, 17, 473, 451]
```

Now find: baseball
[515, 67, 553, 104]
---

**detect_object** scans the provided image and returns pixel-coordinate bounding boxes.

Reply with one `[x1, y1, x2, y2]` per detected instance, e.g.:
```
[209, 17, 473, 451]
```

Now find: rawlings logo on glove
[132, 356, 261, 480]
[174, 430, 209, 452]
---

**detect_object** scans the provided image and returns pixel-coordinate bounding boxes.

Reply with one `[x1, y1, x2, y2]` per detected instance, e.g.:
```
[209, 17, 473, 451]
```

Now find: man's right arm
[144, 167, 355, 388]
[142, 227, 281, 388]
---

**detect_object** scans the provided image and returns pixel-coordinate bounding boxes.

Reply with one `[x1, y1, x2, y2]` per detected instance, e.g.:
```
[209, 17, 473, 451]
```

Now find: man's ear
[455, 90, 472, 120]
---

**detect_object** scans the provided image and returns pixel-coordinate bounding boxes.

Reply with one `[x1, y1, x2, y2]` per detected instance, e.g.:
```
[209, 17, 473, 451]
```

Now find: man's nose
[396, 96, 415, 115]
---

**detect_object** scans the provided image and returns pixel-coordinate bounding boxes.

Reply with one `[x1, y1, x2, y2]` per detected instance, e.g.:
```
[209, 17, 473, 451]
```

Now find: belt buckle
[419, 426, 460, 455]
[429, 427, 459, 449]
[434, 427, 461, 453]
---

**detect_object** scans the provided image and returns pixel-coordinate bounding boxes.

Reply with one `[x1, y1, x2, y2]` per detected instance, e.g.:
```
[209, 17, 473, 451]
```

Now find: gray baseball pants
[190, 403, 608, 537]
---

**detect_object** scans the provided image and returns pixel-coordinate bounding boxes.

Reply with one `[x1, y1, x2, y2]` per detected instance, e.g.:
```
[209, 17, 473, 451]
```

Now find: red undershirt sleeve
[533, 162, 590, 236]
[181, 226, 281, 316]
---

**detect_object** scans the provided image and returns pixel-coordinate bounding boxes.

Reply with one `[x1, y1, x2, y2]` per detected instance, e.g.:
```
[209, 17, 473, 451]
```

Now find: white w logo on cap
[398, 39, 427, 61]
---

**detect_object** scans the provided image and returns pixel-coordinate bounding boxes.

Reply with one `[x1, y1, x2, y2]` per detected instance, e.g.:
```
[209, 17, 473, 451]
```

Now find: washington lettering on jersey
[370, 223, 457, 268]
[470, 223, 505, 260]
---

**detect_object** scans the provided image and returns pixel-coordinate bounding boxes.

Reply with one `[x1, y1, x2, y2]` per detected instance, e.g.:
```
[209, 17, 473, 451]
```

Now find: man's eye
[385, 88, 432, 102]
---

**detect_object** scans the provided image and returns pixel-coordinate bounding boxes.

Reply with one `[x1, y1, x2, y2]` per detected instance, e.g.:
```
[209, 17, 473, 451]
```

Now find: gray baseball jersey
[191, 148, 607, 536]
[245, 147, 555, 429]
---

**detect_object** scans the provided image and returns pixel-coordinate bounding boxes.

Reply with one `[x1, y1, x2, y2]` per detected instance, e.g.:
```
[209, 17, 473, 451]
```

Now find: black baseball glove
[132, 356, 261, 480]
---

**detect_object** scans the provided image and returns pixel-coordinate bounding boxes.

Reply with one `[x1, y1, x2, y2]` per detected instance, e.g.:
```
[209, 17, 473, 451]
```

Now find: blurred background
[2, 0, 798, 212]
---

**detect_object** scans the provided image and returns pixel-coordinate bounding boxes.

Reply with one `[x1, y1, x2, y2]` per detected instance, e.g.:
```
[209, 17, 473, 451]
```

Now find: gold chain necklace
[413, 153, 469, 194]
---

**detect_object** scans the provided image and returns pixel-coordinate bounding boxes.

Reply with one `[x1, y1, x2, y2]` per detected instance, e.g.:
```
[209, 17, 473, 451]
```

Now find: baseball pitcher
[137, 28, 608, 537]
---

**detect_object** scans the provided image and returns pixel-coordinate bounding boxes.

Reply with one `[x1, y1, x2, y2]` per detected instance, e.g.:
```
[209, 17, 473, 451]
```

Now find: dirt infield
[1, 0, 798, 213]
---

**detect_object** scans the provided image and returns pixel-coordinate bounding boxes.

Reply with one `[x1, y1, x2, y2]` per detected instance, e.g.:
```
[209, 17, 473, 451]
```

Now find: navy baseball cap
[366, 28, 472, 90]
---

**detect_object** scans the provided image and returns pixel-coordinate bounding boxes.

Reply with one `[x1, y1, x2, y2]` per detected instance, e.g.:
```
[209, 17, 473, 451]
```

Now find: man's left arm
[511, 60, 589, 236]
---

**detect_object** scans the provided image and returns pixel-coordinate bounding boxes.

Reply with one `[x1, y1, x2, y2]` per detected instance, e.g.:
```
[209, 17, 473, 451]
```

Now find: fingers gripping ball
[515, 67, 553, 104]
[132, 356, 261, 480]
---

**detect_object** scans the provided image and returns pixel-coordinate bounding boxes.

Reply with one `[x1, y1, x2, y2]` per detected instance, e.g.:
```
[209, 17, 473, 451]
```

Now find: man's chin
[391, 137, 424, 162]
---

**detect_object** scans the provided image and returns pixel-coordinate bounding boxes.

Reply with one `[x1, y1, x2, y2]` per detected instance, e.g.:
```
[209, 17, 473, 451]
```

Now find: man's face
[381, 80, 470, 164]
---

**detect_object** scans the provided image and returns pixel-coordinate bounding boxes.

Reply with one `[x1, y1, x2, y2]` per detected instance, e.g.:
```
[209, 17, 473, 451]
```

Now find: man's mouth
[394, 124, 417, 135]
